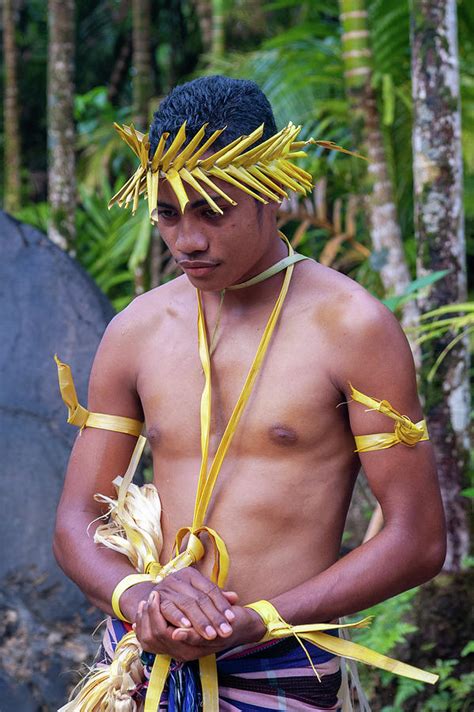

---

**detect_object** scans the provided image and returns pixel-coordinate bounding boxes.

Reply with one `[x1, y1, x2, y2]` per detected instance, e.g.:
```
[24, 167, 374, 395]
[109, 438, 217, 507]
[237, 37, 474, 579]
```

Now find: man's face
[156, 175, 279, 291]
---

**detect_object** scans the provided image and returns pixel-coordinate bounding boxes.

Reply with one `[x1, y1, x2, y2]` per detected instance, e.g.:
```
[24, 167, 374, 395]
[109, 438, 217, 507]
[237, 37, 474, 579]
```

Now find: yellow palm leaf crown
[108, 120, 364, 222]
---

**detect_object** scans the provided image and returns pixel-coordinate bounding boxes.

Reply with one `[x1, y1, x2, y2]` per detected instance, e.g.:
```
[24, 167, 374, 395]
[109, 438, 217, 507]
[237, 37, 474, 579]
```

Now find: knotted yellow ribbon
[350, 384, 429, 453]
[246, 600, 438, 685]
[54, 354, 144, 437]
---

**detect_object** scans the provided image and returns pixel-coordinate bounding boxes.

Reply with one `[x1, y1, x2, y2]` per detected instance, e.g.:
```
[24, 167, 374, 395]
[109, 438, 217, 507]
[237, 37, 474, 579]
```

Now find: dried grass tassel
[59, 477, 164, 711]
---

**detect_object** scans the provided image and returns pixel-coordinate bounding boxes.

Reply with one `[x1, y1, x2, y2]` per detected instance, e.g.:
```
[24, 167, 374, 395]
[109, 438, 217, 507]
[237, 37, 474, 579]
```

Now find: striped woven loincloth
[97, 617, 342, 711]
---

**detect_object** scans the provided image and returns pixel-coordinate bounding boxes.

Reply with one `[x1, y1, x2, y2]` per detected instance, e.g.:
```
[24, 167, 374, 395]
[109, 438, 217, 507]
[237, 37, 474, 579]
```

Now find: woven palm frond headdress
[108, 120, 364, 222]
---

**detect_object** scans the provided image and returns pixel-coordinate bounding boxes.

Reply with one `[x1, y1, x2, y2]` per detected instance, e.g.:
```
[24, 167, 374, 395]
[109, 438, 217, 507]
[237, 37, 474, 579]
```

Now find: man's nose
[175, 221, 209, 255]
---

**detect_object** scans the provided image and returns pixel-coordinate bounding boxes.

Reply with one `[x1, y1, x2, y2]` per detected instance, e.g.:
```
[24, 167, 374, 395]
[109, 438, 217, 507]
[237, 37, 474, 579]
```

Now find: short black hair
[148, 75, 277, 157]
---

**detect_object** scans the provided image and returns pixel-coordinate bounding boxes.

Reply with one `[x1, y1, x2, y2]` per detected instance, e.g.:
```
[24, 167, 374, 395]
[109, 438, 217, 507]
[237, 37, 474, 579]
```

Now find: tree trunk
[132, 0, 153, 131]
[211, 0, 225, 63]
[195, 0, 213, 55]
[3, 0, 21, 213]
[339, 0, 420, 348]
[410, 0, 470, 572]
[132, 0, 154, 294]
[47, 0, 76, 250]
[107, 37, 131, 103]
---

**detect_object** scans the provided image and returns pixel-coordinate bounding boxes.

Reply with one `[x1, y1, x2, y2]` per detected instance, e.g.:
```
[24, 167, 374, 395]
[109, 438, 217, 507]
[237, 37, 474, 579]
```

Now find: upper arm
[334, 295, 444, 547]
[56, 310, 144, 519]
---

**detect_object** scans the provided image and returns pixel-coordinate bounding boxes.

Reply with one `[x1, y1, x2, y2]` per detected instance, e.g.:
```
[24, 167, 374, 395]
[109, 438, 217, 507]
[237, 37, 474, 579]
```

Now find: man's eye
[203, 209, 223, 219]
[158, 209, 177, 219]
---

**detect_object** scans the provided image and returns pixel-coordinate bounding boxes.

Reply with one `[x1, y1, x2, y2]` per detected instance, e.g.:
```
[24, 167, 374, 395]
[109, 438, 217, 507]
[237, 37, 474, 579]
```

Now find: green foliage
[14, 202, 50, 234]
[348, 591, 474, 711]
[409, 302, 474, 381]
[381, 271, 450, 312]
[349, 588, 419, 655]
[345, 588, 420, 701]
[76, 185, 150, 311]
[75, 86, 133, 191]
[381, 658, 474, 711]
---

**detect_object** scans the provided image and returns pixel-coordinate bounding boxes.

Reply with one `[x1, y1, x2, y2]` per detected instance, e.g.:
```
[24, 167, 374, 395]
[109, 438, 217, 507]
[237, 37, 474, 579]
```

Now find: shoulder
[295, 260, 415, 396]
[297, 259, 399, 339]
[88, 275, 191, 406]
[102, 274, 191, 344]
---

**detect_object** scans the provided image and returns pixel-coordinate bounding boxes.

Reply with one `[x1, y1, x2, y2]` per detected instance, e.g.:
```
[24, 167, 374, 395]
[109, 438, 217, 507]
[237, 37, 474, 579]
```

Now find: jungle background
[1, 0, 473, 710]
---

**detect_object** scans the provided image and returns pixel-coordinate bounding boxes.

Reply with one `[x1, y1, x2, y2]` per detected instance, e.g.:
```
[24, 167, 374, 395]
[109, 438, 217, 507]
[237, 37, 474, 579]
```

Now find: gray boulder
[0, 211, 115, 709]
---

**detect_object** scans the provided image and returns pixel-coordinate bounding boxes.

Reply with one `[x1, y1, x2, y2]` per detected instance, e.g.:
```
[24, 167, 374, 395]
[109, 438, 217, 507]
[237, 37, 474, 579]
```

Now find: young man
[54, 76, 445, 711]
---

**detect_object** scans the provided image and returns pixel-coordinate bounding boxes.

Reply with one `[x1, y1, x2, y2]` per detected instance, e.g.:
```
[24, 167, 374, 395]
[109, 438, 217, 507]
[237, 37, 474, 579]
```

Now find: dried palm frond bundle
[94, 476, 163, 573]
[59, 476, 163, 711]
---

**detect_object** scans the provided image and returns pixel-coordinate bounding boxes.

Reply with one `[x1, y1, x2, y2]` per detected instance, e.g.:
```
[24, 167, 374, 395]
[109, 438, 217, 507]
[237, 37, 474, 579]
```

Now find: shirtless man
[54, 76, 446, 710]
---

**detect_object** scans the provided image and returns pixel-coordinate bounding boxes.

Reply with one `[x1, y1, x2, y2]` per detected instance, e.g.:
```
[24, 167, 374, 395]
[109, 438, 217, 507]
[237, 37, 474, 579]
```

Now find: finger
[223, 591, 239, 603]
[134, 599, 154, 652]
[194, 594, 234, 639]
[153, 594, 192, 629]
[133, 598, 146, 632]
[146, 591, 171, 636]
[172, 628, 189, 642]
[159, 596, 214, 640]
[171, 627, 203, 645]
[188, 577, 236, 633]
[222, 591, 239, 618]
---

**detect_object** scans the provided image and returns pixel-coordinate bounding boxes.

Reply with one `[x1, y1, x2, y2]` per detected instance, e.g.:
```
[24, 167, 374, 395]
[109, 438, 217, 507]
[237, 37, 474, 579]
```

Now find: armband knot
[394, 416, 426, 447]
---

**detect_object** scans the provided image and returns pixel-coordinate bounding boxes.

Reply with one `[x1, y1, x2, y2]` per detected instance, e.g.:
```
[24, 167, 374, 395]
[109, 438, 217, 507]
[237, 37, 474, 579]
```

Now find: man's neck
[204, 232, 290, 312]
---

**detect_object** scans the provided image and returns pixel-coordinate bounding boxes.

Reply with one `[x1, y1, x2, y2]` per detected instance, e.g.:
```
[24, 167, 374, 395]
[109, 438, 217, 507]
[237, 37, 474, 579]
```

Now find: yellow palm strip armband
[54, 354, 144, 437]
[350, 384, 429, 453]
[246, 600, 438, 685]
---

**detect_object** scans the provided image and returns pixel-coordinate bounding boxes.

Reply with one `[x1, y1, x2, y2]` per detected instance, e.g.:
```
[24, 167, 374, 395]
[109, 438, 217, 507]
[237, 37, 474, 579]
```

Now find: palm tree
[131, 0, 154, 294]
[132, 0, 153, 131]
[410, 0, 470, 572]
[47, 0, 76, 249]
[339, 0, 420, 345]
[211, 0, 225, 62]
[195, 0, 213, 56]
[2, 0, 21, 213]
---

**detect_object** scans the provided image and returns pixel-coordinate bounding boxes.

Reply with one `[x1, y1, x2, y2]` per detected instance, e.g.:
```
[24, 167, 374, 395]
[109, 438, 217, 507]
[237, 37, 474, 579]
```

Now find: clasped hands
[127, 568, 266, 662]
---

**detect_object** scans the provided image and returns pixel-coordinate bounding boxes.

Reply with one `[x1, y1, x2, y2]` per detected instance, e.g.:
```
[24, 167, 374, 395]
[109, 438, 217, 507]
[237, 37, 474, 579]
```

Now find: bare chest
[136, 303, 352, 460]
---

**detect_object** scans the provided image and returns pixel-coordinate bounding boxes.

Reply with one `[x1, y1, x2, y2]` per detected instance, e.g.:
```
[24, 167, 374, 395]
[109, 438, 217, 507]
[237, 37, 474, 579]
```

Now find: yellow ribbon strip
[246, 600, 438, 685]
[350, 384, 429, 453]
[112, 573, 155, 620]
[54, 354, 144, 437]
[140, 240, 297, 712]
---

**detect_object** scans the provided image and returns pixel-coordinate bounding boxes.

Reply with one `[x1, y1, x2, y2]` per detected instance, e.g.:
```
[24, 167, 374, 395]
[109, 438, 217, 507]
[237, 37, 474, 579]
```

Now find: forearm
[53, 512, 153, 621]
[270, 524, 444, 625]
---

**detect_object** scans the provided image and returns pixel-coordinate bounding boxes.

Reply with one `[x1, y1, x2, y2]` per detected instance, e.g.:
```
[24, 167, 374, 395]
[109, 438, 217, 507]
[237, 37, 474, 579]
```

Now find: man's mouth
[179, 260, 219, 268]
[178, 260, 220, 275]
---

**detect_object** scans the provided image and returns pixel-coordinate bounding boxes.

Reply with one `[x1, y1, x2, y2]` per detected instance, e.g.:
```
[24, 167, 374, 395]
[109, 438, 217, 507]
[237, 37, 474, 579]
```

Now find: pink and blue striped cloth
[99, 617, 342, 711]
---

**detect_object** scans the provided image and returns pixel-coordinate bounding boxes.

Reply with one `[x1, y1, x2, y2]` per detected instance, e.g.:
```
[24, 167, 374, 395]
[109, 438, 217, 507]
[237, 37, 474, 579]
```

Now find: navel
[269, 424, 299, 446]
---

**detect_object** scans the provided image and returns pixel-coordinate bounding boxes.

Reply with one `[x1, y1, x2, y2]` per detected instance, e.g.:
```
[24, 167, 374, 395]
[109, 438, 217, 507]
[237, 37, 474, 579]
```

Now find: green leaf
[461, 640, 474, 657]
[382, 74, 395, 126]
[128, 207, 152, 271]
[382, 270, 449, 311]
